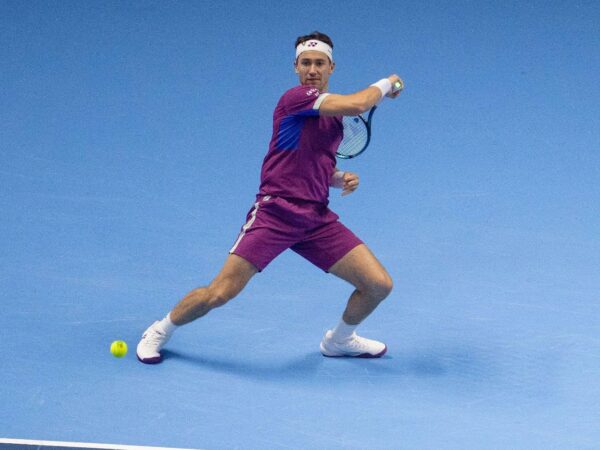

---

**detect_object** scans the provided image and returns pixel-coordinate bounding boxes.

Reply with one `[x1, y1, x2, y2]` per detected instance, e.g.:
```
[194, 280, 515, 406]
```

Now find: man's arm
[319, 74, 402, 116]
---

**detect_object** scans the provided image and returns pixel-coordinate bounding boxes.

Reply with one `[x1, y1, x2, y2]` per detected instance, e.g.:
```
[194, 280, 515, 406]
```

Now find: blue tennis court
[2, 1, 599, 449]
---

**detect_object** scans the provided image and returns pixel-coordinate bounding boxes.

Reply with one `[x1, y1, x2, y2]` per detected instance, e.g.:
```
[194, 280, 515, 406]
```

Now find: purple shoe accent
[137, 353, 163, 364]
[357, 345, 387, 358]
[321, 345, 387, 358]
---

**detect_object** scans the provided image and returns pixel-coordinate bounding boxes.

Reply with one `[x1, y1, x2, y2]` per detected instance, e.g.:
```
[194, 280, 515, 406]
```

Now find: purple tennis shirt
[258, 85, 343, 204]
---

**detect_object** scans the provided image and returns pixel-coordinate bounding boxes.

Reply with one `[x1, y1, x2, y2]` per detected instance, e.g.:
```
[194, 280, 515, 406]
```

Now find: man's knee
[364, 272, 393, 301]
[207, 278, 243, 307]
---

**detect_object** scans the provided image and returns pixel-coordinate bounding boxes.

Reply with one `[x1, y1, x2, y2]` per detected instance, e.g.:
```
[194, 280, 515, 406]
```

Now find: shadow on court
[160, 345, 492, 384]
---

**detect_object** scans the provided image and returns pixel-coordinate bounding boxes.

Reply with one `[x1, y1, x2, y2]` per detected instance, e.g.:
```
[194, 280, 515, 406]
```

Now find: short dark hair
[294, 31, 334, 49]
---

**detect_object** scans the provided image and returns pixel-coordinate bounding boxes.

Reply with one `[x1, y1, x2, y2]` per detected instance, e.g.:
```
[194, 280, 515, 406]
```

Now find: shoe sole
[136, 353, 163, 364]
[321, 345, 387, 358]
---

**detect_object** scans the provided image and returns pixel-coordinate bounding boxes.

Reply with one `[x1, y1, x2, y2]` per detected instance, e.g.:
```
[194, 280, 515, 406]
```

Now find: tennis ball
[110, 340, 128, 358]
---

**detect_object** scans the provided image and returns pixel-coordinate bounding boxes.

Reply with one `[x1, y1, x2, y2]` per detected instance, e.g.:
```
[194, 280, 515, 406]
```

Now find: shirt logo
[306, 88, 319, 97]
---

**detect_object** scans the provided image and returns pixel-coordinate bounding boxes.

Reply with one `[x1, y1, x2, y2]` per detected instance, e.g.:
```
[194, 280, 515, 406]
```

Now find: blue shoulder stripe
[276, 109, 319, 151]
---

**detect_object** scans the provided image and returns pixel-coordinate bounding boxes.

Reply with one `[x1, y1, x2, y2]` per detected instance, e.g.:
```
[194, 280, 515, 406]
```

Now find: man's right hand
[387, 75, 404, 98]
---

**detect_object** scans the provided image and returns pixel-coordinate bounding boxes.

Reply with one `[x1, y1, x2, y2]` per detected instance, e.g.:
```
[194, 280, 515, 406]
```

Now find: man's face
[295, 50, 335, 91]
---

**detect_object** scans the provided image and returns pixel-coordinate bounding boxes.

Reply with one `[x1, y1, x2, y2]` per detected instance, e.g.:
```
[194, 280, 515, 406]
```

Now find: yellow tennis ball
[110, 340, 128, 358]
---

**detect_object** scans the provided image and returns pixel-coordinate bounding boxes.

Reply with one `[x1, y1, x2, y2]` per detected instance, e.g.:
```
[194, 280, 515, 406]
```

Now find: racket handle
[392, 80, 404, 93]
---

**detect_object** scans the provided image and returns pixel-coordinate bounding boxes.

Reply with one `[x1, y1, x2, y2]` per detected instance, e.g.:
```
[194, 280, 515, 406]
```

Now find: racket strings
[337, 115, 369, 158]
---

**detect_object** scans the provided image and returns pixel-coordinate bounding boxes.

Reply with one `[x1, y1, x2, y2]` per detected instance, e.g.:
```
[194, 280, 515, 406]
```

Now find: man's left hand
[341, 172, 360, 196]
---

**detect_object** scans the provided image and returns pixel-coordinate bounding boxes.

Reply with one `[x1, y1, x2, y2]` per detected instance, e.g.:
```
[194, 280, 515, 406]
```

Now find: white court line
[0, 438, 201, 450]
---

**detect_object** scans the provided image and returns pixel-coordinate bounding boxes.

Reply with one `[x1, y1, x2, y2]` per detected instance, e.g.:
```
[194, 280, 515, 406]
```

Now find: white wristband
[330, 170, 345, 188]
[370, 78, 392, 100]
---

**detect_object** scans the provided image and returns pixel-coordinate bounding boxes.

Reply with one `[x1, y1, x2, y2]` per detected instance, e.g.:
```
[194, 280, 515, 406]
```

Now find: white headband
[295, 39, 333, 62]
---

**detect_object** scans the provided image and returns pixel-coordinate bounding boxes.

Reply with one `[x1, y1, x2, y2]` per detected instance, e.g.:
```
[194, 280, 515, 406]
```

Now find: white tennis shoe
[136, 321, 171, 364]
[320, 330, 387, 358]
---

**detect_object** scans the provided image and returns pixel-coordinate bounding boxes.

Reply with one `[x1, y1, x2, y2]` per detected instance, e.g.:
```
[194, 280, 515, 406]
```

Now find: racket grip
[392, 80, 404, 93]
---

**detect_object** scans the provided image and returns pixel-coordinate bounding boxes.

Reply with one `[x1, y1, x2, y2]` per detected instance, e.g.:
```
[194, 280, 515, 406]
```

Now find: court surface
[1, 1, 599, 449]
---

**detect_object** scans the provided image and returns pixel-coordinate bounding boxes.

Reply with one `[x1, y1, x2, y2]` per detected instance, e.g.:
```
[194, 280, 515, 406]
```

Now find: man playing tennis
[137, 31, 403, 363]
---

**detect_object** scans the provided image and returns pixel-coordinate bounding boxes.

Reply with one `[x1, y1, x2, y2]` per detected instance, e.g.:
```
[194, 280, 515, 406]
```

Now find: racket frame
[336, 106, 377, 160]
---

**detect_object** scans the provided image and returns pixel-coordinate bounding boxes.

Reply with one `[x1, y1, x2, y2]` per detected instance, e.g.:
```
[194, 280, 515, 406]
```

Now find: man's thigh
[327, 244, 392, 292]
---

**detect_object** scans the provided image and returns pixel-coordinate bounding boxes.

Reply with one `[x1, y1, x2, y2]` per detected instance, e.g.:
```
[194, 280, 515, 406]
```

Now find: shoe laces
[143, 326, 167, 346]
[339, 332, 368, 350]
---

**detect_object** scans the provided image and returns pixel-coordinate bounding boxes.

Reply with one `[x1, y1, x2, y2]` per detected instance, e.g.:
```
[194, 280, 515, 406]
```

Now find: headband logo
[307, 41, 318, 47]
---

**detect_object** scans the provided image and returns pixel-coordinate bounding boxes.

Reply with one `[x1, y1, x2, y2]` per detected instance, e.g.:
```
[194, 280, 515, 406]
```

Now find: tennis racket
[336, 80, 403, 159]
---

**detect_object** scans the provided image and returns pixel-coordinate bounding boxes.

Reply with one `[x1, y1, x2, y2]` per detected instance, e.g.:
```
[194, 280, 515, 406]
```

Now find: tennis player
[137, 31, 403, 364]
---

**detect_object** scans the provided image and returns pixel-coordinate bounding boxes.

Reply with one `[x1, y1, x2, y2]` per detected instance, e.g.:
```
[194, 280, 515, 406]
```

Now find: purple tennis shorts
[230, 195, 363, 272]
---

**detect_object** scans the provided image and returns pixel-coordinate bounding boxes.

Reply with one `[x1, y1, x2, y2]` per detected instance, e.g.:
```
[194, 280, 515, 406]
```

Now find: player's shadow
[161, 345, 489, 384]
[162, 349, 336, 383]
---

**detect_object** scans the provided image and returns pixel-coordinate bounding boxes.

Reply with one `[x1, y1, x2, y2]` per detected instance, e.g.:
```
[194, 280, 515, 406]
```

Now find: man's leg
[170, 254, 258, 325]
[328, 244, 393, 324]
[320, 244, 393, 357]
[137, 254, 257, 363]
